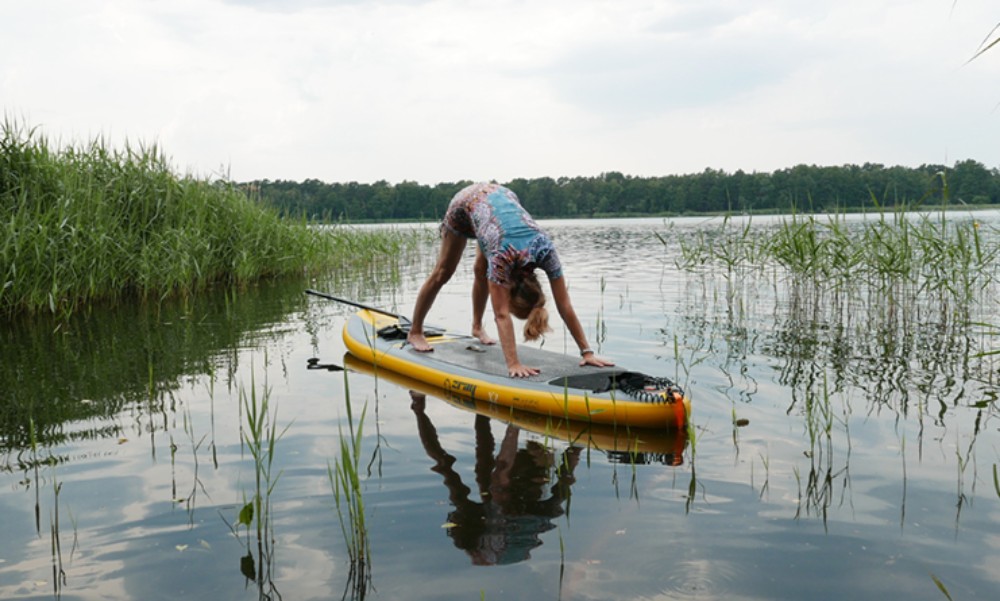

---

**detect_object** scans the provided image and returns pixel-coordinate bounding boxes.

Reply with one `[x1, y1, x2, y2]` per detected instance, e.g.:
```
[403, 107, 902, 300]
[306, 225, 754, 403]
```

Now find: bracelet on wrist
[580, 348, 594, 357]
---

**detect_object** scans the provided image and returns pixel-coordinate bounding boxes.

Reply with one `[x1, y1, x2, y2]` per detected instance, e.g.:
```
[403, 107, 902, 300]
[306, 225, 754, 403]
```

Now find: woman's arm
[549, 276, 615, 367]
[489, 281, 540, 377]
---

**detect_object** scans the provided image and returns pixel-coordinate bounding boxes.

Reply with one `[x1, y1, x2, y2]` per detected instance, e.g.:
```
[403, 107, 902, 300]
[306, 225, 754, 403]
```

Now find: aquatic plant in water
[674, 201, 999, 306]
[328, 372, 373, 598]
[235, 368, 287, 598]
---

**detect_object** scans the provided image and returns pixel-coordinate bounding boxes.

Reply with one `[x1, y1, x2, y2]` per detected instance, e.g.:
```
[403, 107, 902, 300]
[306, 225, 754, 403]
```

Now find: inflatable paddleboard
[341, 308, 689, 429]
[344, 354, 687, 464]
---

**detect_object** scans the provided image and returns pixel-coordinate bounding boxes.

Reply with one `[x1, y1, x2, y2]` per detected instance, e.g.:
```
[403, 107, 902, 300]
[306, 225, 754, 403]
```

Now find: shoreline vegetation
[319, 201, 1000, 225]
[0, 120, 424, 319]
[250, 162, 999, 223]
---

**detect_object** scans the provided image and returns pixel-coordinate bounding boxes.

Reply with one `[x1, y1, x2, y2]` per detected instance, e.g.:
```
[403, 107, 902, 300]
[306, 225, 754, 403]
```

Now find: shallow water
[2, 213, 1000, 600]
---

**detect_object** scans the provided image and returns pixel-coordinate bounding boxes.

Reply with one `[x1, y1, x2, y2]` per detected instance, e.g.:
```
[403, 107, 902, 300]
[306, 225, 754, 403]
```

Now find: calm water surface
[2, 214, 1000, 600]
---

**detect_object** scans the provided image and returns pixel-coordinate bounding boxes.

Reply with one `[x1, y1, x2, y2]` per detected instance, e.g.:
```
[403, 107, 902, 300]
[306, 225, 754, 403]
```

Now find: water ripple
[651, 558, 748, 600]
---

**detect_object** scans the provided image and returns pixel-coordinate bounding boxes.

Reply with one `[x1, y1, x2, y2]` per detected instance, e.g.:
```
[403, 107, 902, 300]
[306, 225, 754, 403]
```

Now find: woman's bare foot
[407, 332, 433, 352]
[471, 325, 497, 345]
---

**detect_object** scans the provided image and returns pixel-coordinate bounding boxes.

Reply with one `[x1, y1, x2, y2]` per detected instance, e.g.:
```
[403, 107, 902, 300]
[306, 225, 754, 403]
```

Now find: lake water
[2, 214, 999, 600]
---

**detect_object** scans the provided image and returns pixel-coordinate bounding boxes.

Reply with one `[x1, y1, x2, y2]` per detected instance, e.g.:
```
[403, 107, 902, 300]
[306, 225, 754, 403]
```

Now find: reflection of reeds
[953, 430, 977, 529]
[50, 475, 66, 596]
[24, 417, 70, 595]
[558, 527, 566, 599]
[792, 374, 850, 527]
[30, 417, 41, 533]
[328, 372, 372, 598]
[757, 451, 770, 500]
[173, 405, 209, 523]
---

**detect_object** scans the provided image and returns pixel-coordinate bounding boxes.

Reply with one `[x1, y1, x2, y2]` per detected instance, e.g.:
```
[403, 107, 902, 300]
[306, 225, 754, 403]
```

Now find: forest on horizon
[249, 159, 1000, 222]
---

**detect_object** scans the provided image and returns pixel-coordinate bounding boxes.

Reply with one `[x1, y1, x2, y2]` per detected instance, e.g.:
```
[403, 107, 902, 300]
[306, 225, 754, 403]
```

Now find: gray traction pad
[413, 338, 626, 383]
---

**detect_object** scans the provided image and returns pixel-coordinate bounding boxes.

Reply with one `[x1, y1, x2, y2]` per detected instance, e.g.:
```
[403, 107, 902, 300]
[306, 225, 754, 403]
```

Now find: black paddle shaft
[304, 289, 411, 323]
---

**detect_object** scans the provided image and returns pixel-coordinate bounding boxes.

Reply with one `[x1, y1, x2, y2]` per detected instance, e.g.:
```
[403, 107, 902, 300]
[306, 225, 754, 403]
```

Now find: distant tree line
[248, 159, 1000, 222]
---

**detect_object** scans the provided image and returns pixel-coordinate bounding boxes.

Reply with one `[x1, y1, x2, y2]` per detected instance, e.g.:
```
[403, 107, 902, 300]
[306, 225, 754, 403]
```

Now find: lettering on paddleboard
[441, 379, 476, 409]
[443, 378, 477, 399]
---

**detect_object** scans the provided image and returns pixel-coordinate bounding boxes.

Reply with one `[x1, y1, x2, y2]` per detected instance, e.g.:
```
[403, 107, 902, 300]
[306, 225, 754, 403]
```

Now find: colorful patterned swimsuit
[442, 183, 563, 286]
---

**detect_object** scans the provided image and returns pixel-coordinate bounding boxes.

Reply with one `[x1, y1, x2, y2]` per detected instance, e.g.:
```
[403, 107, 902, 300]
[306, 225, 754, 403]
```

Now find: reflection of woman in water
[410, 391, 580, 565]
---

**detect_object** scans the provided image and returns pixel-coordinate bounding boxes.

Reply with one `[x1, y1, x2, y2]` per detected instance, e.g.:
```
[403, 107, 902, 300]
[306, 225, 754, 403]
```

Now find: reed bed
[674, 206, 1000, 305]
[668, 202, 1000, 425]
[0, 120, 424, 318]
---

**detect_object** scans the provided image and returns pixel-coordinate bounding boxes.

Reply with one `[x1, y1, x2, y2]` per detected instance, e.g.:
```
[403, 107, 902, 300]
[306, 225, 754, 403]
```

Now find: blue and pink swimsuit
[442, 183, 563, 286]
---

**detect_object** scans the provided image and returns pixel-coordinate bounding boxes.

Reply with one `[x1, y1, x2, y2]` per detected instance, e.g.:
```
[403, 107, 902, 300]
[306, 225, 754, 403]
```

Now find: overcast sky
[2, 1, 998, 184]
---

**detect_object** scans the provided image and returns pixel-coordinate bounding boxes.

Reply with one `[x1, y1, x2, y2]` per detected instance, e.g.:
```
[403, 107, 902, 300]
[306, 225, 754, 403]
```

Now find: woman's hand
[580, 353, 615, 368]
[490, 281, 538, 378]
[507, 362, 540, 378]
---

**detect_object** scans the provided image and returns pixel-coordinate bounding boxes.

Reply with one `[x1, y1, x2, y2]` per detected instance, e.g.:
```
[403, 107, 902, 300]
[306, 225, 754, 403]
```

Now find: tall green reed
[235, 368, 288, 597]
[993, 464, 1000, 499]
[931, 573, 955, 601]
[328, 372, 372, 597]
[674, 200, 998, 313]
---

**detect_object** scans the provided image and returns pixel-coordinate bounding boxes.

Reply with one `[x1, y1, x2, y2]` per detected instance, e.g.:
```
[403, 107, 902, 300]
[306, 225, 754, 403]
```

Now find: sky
[2, 0, 999, 185]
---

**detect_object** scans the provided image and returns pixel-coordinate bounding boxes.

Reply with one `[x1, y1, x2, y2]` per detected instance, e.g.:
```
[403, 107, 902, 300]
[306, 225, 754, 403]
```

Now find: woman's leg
[407, 229, 467, 351]
[471, 247, 497, 345]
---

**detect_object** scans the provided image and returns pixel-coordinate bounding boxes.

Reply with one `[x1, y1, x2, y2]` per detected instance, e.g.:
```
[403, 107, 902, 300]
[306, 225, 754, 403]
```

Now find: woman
[407, 182, 614, 378]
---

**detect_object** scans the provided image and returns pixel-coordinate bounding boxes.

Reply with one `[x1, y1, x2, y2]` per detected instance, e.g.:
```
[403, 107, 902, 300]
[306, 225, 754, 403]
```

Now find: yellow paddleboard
[344, 353, 688, 464]
[342, 309, 690, 429]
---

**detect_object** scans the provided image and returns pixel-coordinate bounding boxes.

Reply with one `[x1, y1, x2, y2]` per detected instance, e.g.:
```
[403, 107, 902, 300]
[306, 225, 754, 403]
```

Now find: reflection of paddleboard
[342, 308, 690, 429]
[343, 354, 687, 465]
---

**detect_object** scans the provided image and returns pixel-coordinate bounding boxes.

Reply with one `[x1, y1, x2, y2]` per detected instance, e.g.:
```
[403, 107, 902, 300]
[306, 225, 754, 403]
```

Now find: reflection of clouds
[268, 517, 338, 598]
[546, 494, 762, 601]
[3, 215, 1000, 599]
[0, 536, 130, 599]
[979, 527, 1000, 586]
[0, 353, 344, 599]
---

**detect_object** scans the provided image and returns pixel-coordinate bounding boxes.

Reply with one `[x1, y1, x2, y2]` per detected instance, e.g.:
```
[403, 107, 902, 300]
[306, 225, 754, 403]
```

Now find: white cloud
[1, 0, 998, 184]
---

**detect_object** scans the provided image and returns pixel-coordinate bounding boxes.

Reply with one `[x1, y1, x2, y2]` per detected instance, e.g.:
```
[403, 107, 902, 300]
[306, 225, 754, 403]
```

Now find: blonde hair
[509, 270, 551, 341]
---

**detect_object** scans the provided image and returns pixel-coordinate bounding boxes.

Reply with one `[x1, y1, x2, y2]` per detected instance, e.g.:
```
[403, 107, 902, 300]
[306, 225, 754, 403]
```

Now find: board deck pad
[380, 320, 647, 395]
[417, 337, 623, 383]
